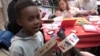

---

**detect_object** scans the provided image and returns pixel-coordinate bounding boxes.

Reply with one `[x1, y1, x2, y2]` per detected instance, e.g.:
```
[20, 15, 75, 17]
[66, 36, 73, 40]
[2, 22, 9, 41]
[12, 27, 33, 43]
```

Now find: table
[65, 26, 100, 48]
[43, 25, 100, 49]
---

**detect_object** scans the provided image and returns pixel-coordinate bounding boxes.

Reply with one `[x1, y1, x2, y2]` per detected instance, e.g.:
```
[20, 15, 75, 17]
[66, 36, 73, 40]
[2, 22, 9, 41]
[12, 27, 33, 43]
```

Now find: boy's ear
[17, 19, 22, 26]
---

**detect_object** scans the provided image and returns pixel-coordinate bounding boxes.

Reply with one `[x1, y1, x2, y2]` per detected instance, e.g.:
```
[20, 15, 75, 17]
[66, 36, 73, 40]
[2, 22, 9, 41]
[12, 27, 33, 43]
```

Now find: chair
[0, 30, 14, 50]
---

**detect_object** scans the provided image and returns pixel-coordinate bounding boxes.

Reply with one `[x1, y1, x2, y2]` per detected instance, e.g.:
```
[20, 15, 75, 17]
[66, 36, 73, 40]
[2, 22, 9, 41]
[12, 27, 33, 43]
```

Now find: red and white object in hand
[58, 33, 79, 53]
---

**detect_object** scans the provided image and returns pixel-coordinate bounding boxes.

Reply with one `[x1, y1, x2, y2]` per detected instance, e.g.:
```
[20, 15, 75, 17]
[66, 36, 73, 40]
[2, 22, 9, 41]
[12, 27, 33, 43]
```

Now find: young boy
[9, 0, 44, 56]
[9, 1, 96, 56]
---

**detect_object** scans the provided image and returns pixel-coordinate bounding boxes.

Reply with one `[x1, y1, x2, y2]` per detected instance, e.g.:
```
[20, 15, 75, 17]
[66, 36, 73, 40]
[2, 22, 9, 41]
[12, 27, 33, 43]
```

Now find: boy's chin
[33, 29, 39, 33]
[29, 30, 39, 36]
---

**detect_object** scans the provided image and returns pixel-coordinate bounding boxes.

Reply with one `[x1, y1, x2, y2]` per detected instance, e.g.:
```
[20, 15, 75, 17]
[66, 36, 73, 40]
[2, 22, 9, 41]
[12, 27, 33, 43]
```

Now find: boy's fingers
[80, 51, 95, 56]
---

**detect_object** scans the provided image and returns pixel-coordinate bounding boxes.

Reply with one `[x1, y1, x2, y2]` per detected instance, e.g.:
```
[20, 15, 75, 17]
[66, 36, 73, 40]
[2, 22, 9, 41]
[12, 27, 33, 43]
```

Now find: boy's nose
[34, 19, 40, 25]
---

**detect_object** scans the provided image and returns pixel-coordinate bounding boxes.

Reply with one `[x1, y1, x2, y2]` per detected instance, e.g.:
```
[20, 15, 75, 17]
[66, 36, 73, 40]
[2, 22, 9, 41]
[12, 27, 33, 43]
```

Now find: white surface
[42, 23, 59, 30]
[97, 1, 100, 5]
[89, 15, 100, 21]
[83, 25, 97, 31]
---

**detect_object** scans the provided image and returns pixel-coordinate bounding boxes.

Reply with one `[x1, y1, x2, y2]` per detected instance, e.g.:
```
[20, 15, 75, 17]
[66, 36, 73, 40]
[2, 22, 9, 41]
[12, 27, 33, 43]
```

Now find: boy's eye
[28, 14, 40, 21]
[28, 16, 34, 21]
[36, 14, 40, 19]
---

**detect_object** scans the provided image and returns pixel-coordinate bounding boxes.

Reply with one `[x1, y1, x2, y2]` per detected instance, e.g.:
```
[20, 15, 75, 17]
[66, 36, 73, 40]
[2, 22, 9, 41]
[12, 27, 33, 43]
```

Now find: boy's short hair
[14, 0, 37, 19]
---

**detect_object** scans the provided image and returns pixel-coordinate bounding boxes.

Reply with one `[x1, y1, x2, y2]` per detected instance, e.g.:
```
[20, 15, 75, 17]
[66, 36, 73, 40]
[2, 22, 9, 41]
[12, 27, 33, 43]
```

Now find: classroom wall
[0, 0, 11, 30]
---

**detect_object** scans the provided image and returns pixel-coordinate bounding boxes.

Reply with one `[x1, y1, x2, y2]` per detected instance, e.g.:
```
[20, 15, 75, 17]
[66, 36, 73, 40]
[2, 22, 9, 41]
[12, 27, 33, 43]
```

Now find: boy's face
[18, 6, 41, 35]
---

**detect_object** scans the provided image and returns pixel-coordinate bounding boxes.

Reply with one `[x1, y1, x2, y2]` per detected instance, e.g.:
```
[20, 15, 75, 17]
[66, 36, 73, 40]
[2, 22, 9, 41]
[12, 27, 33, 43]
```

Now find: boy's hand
[80, 51, 95, 56]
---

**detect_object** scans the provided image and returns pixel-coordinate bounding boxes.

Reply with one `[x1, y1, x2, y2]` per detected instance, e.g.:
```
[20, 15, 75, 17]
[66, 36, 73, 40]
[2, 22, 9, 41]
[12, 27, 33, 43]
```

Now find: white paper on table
[88, 16, 100, 21]
[83, 25, 97, 31]
[42, 16, 63, 29]
[96, 21, 100, 24]
[42, 23, 59, 30]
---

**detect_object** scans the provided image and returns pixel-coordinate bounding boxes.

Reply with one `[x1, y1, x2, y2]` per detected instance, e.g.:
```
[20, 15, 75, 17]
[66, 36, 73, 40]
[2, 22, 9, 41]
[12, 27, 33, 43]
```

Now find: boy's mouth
[33, 26, 40, 30]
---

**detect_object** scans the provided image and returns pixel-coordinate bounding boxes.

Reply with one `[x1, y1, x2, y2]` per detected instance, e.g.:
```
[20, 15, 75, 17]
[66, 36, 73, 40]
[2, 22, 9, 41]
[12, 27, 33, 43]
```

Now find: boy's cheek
[40, 20, 43, 24]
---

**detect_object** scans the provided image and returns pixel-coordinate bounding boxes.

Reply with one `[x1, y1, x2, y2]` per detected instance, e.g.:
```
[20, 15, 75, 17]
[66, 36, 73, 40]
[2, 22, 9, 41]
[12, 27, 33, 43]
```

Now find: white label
[67, 33, 79, 46]
[58, 33, 79, 53]
[58, 38, 73, 53]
